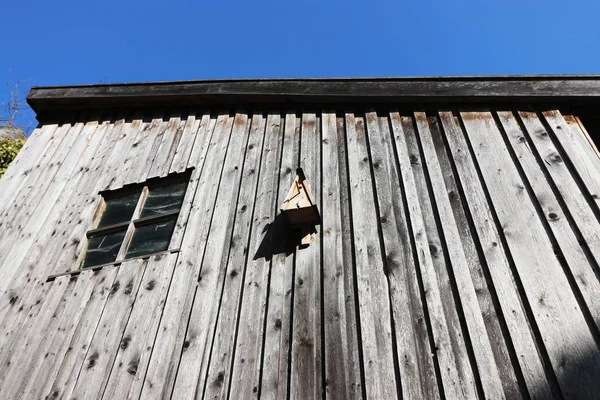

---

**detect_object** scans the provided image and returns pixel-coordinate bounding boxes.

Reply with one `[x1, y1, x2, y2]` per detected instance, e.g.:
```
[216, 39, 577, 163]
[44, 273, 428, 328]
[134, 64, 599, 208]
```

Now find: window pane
[140, 181, 187, 218]
[125, 218, 177, 259]
[82, 230, 126, 268]
[99, 191, 141, 227]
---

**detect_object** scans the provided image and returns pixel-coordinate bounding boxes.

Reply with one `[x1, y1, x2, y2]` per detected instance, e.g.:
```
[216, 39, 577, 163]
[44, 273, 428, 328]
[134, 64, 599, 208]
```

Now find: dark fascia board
[26, 75, 600, 116]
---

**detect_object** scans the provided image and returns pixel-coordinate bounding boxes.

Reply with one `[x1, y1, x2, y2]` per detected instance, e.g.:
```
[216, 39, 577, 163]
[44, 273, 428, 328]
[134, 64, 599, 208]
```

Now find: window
[80, 171, 191, 269]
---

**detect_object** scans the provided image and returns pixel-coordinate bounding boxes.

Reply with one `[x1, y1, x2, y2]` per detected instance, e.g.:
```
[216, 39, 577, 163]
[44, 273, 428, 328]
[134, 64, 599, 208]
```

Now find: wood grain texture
[2, 104, 600, 400]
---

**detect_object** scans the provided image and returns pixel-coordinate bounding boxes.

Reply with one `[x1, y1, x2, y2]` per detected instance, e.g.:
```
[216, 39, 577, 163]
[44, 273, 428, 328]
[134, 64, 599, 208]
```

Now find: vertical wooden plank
[260, 112, 299, 400]
[0, 123, 57, 213]
[543, 110, 600, 211]
[0, 275, 74, 397]
[101, 253, 177, 400]
[169, 112, 202, 174]
[415, 112, 505, 399]
[428, 114, 521, 398]
[69, 259, 147, 399]
[17, 270, 99, 399]
[228, 113, 284, 398]
[461, 111, 600, 399]
[108, 116, 148, 190]
[439, 111, 554, 399]
[146, 114, 184, 180]
[44, 267, 119, 399]
[168, 113, 217, 248]
[138, 114, 235, 399]
[167, 113, 250, 399]
[321, 112, 363, 399]
[201, 112, 267, 399]
[345, 113, 398, 399]
[390, 112, 477, 399]
[501, 111, 600, 331]
[367, 111, 440, 400]
[289, 112, 323, 400]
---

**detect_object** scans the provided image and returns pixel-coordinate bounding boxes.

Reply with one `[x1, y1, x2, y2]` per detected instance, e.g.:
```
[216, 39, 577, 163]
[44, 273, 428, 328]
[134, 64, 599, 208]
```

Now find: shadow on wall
[253, 213, 316, 261]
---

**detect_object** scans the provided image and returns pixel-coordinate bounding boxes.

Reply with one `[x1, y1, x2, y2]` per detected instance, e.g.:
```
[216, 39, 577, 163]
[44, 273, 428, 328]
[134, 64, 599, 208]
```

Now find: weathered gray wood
[169, 112, 202, 173]
[69, 259, 146, 399]
[543, 110, 600, 212]
[366, 111, 440, 400]
[108, 116, 147, 190]
[260, 112, 299, 400]
[19, 270, 99, 399]
[289, 112, 323, 400]
[139, 114, 235, 399]
[439, 111, 554, 399]
[345, 113, 398, 399]
[0, 123, 57, 214]
[146, 114, 184, 180]
[508, 111, 600, 330]
[201, 112, 266, 399]
[167, 113, 250, 399]
[461, 111, 600, 399]
[415, 111, 506, 398]
[168, 113, 216, 248]
[321, 112, 362, 399]
[427, 113, 521, 398]
[0, 275, 73, 397]
[102, 253, 176, 400]
[228, 113, 284, 398]
[390, 112, 476, 399]
[44, 266, 119, 399]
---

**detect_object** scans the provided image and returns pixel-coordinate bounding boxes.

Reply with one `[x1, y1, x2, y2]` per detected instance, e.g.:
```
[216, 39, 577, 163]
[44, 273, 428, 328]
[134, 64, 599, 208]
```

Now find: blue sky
[2, 0, 600, 131]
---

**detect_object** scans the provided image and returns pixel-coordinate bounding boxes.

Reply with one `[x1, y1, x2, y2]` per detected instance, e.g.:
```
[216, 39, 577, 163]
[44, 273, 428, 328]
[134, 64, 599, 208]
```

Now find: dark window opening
[80, 171, 191, 269]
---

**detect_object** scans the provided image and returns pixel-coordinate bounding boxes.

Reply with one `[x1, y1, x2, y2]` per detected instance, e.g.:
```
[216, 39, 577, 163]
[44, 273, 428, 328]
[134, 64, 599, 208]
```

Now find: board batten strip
[0, 123, 60, 219]
[501, 111, 600, 331]
[345, 113, 398, 399]
[368, 112, 439, 399]
[543, 110, 600, 212]
[102, 253, 177, 399]
[260, 112, 299, 400]
[146, 114, 184, 180]
[0, 275, 74, 396]
[390, 112, 475, 399]
[167, 113, 250, 399]
[415, 112, 506, 399]
[289, 112, 323, 400]
[19, 270, 99, 399]
[322, 112, 362, 399]
[0, 120, 82, 266]
[139, 114, 235, 399]
[229, 113, 284, 398]
[0, 123, 57, 213]
[0, 118, 98, 284]
[428, 114, 521, 398]
[169, 113, 217, 249]
[45, 267, 120, 399]
[170, 112, 202, 174]
[201, 113, 267, 399]
[460, 111, 600, 399]
[69, 259, 147, 399]
[439, 111, 554, 399]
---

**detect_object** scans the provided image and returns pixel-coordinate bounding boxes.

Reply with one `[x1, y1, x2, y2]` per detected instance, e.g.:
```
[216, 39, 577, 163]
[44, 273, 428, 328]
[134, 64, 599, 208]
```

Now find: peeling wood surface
[1, 108, 600, 399]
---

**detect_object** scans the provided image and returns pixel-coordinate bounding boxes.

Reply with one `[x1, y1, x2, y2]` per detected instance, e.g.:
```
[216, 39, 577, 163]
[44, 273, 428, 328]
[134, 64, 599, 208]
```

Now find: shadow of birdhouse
[254, 168, 320, 261]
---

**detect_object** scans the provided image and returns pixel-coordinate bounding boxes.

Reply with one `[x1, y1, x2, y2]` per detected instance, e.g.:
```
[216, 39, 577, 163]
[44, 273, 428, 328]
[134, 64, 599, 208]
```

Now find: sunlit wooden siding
[0, 108, 599, 399]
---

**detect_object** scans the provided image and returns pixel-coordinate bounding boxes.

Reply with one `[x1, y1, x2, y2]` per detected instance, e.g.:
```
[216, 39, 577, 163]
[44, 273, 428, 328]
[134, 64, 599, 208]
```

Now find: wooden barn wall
[0, 108, 599, 399]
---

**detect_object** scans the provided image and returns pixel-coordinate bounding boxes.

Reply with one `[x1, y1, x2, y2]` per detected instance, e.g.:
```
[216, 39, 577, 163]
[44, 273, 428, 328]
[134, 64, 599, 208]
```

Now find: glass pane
[125, 218, 177, 259]
[98, 191, 141, 227]
[82, 230, 126, 268]
[140, 180, 187, 218]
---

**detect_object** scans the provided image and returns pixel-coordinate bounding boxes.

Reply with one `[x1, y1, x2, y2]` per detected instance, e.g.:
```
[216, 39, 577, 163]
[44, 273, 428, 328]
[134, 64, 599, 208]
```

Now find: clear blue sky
[2, 0, 600, 130]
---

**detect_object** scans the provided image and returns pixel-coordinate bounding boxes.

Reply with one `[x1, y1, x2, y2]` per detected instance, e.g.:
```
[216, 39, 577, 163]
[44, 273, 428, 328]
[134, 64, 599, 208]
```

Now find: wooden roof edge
[27, 75, 600, 116]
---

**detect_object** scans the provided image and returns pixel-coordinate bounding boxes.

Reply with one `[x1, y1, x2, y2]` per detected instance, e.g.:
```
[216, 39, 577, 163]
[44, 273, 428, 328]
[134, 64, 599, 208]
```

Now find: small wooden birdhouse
[280, 168, 321, 226]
